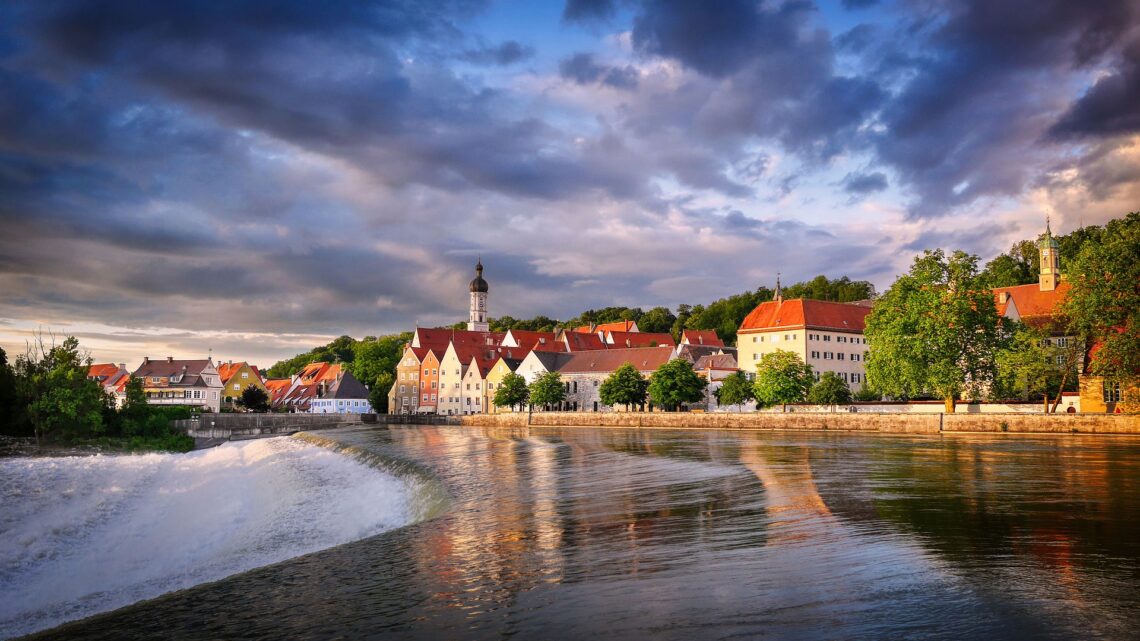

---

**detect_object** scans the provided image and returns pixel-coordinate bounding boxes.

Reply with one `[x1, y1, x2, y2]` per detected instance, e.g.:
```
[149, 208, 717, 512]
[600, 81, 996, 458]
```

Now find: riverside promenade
[462, 410, 1140, 435]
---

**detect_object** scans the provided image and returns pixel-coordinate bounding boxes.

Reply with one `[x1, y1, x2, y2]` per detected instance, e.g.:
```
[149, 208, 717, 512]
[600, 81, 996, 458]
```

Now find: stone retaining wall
[461, 411, 1140, 435]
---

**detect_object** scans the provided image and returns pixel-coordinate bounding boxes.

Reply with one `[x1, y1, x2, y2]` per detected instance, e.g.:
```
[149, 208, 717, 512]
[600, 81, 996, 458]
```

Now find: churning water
[0, 437, 414, 639]
[7, 425, 1140, 640]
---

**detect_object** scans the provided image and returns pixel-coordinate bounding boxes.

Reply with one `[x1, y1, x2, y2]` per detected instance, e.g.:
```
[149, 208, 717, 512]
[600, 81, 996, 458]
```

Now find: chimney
[167, 356, 174, 363]
[999, 291, 1010, 304]
[142, 356, 149, 365]
[119, 363, 126, 371]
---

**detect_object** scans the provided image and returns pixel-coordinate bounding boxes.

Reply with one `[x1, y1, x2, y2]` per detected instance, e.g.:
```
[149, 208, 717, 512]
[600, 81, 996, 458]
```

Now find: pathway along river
[17, 425, 1140, 640]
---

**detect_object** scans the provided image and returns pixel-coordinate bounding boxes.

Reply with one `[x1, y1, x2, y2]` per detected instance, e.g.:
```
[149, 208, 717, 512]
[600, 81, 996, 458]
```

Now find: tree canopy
[1063, 212, 1140, 396]
[493, 372, 530, 410]
[599, 363, 649, 410]
[528, 371, 566, 409]
[864, 249, 1007, 412]
[808, 371, 853, 405]
[648, 359, 706, 411]
[715, 371, 754, 410]
[240, 385, 270, 412]
[752, 350, 814, 408]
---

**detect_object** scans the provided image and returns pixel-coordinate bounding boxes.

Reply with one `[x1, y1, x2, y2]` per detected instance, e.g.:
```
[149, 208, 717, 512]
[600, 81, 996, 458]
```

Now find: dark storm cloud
[459, 40, 535, 66]
[1049, 38, 1140, 139]
[558, 53, 638, 89]
[842, 171, 888, 194]
[871, 0, 1137, 217]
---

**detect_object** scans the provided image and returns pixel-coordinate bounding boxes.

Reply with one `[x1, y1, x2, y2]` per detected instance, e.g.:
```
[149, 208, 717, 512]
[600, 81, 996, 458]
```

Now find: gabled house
[681, 329, 725, 348]
[418, 350, 441, 413]
[555, 345, 676, 412]
[393, 345, 427, 415]
[88, 363, 131, 408]
[603, 330, 675, 348]
[309, 370, 374, 414]
[217, 361, 266, 407]
[132, 356, 224, 412]
[484, 356, 525, 413]
[265, 378, 292, 410]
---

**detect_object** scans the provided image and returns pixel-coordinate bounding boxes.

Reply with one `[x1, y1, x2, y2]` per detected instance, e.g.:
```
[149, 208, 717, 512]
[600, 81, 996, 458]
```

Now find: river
[6, 425, 1140, 640]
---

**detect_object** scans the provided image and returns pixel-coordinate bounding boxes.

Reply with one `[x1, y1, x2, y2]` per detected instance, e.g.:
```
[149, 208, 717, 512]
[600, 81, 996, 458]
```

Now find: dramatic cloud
[0, 0, 1137, 364]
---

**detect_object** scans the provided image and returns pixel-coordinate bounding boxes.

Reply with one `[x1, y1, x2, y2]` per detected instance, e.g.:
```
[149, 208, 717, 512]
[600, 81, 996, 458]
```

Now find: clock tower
[1039, 218, 1060, 292]
[467, 258, 489, 331]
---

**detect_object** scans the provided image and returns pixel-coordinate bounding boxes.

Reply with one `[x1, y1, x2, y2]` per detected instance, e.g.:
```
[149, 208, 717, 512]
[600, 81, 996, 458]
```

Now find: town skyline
[2, 1, 1138, 365]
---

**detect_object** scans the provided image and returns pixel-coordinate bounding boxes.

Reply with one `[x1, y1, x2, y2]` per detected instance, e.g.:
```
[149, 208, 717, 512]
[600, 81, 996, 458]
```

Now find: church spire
[1038, 216, 1060, 292]
[774, 272, 782, 302]
[467, 257, 489, 331]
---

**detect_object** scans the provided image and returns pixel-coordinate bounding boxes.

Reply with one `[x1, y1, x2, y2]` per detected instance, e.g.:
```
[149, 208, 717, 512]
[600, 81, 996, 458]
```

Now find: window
[838, 353, 845, 361]
[842, 372, 849, 382]
[241, 372, 249, 379]
[488, 382, 494, 389]
[1055, 355, 1065, 366]
[455, 369, 459, 375]
[475, 383, 480, 390]
[431, 394, 437, 401]
[433, 369, 438, 375]
[1104, 382, 1122, 403]
[823, 335, 831, 342]
[593, 380, 599, 386]
[432, 382, 437, 389]
[152, 377, 161, 383]
[852, 373, 861, 383]
[400, 385, 405, 393]
[466, 383, 470, 391]
[233, 384, 240, 390]
[424, 369, 429, 376]
[753, 336, 758, 343]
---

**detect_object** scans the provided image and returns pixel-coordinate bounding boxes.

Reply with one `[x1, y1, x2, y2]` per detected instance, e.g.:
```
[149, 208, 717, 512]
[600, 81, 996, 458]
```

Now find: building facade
[132, 356, 224, 412]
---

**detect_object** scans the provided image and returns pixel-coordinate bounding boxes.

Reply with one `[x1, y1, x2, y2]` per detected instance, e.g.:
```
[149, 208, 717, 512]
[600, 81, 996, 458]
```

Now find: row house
[308, 370, 374, 414]
[87, 363, 131, 408]
[217, 361, 266, 406]
[556, 346, 676, 412]
[132, 356, 224, 412]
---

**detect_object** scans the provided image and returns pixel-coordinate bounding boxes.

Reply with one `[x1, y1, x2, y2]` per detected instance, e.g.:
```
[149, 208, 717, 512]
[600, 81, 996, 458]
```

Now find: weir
[173, 413, 459, 442]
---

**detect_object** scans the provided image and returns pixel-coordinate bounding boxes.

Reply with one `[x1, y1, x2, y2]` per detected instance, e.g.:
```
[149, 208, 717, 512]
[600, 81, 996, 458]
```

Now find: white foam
[0, 437, 411, 639]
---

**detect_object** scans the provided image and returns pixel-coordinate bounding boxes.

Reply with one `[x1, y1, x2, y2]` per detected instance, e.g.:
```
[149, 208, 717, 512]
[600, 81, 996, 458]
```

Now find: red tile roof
[562, 331, 607, 351]
[88, 363, 122, 381]
[739, 299, 871, 333]
[505, 329, 557, 347]
[573, 320, 638, 334]
[606, 331, 675, 348]
[992, 282, 1070, 329]
[682, 329, 724, 347]
[217, 361, 260, 384]
[557, 346, 675, 374]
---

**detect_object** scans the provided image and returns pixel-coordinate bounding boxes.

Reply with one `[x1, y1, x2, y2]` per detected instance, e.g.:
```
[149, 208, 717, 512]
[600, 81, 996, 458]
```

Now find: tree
[368, 371, 394, 414]
[599, 363, 649, 411]
[17, 335, 111, 442]
[864, 249, 1007, 412]
[993, 323, 1064, 408]
[753, 350, 814, 409]
[240, 385, 270, 413]
[494, 372, 530, 411]
[808, 372, 853, 406]
[715, 371, 754, 410]
[529, 371, 566, 409]
[1063, 212, 1140, 403]
[648, 359, 706, 411]
[0, 347, 24, 436]
[637, 306, 677, 334]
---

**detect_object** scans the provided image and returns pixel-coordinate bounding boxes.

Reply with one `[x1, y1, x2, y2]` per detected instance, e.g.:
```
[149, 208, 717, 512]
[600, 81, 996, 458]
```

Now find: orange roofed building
[737, 280, 872, 392]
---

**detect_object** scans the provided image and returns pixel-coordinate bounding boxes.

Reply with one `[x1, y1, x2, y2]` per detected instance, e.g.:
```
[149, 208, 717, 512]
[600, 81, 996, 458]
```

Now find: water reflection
[39, 427, 1140, 641]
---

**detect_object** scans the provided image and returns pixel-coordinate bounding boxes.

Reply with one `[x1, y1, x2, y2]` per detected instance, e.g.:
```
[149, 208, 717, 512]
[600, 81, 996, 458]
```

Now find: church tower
[467, 258, 489, 332]
[1039, 217, 1061, 292]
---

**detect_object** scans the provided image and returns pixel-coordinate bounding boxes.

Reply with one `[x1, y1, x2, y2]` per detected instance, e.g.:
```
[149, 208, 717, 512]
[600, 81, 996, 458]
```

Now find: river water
[9, 425, 1140, 640]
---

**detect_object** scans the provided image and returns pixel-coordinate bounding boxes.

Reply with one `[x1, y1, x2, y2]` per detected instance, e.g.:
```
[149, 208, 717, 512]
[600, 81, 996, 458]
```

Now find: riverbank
[462, 411, 1140, 434]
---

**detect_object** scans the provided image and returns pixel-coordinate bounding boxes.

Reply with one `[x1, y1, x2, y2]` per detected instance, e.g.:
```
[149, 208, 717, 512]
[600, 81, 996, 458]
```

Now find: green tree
[715, 371, 754, 410]
[18, 335, 111, 442]
[529, 371, 566, 409]
[493, 372, 530, 410]
[808, 371, 853, 405]
[119, 376, 150, 436]
[979, 240, 1038, 288]
[782, 275, 876, 302]
[368, 371, 394, 414]
[599, 363, 649, 411]
[993, 324, 1060, 406]
[240, 385, 270, 412]
[865, 249, 1007, 412]
[637, 307, 677, 334]
[1063, 212, 1140, 400]
[0, 347, 27, 436]
[648, 359, 706, 411]
[753, 349, 814, 409]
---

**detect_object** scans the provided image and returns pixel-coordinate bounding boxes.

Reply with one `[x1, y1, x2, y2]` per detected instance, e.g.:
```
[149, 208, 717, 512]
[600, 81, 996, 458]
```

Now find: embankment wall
[461, 411, 1140, 435]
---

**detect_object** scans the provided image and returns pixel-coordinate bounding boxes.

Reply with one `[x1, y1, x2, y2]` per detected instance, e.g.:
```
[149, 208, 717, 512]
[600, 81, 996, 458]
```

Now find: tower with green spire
[1038, 217, 1061, 292]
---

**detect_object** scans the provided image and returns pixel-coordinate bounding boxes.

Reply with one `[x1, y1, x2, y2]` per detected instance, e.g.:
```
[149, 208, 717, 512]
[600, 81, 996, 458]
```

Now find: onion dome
[469, 259, 489, 293]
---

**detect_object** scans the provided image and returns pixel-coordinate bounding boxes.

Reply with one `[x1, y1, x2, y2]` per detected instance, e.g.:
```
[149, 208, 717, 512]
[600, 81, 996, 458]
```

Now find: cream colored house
[737, 296, 872, 391]
[484, 356, 525, 413]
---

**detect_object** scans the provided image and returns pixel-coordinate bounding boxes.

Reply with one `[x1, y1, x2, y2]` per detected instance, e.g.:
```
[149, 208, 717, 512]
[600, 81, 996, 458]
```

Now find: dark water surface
[38, 426, 1140, 640]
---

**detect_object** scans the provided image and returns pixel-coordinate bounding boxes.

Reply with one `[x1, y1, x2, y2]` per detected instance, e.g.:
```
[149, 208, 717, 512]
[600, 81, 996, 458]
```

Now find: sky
[1, 0, 1138, 367]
